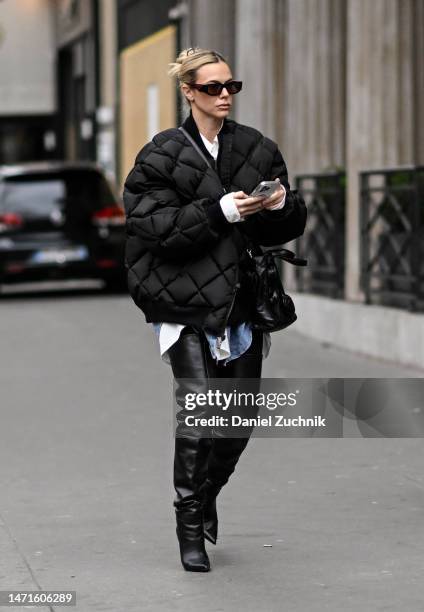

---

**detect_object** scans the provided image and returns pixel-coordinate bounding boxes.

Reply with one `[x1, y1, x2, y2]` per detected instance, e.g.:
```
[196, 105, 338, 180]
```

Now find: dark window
[117, 0, 175, 50]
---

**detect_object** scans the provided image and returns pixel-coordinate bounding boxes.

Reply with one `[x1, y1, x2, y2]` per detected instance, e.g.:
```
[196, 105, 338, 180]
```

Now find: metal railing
[360, 166, 424, 311]
[294, 172, 346, 298]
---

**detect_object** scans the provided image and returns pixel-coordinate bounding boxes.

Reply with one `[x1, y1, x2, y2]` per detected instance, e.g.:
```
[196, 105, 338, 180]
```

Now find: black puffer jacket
[123, 115, 307, 336]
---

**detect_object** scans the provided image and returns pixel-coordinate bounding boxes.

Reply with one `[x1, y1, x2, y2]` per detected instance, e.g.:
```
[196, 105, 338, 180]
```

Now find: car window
[0, 170, 115, 218]
[1, 179, 65, 217]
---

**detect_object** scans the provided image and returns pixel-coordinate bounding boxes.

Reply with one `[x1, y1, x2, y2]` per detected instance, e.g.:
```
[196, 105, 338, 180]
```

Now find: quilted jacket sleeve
[241, 145, 307, 246]
[123, 142, 230, 261]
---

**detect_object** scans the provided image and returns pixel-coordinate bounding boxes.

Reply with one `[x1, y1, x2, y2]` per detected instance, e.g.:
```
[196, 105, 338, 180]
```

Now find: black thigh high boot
[200, 329, 263, 545]
[167, 328, 218, 571]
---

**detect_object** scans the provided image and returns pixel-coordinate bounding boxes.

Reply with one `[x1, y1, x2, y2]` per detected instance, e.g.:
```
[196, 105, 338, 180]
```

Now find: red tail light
[95, 258, 118, 269]
[92, 205, 125, 227]
[0, 212, 23, 232]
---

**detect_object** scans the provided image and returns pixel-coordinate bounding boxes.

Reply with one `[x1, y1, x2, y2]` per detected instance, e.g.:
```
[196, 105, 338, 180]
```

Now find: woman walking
[123, 47, 307, 572]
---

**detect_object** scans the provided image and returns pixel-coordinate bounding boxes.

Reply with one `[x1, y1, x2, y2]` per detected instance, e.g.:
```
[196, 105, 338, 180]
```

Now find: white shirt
[155, 125, 287, 363]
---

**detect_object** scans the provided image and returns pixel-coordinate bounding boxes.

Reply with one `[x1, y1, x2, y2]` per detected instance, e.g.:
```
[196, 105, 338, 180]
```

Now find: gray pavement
[1, 286, 424, 611]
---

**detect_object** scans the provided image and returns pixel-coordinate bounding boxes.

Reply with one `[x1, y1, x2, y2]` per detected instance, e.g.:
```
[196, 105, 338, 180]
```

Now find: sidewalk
[1, 293, 423, 611]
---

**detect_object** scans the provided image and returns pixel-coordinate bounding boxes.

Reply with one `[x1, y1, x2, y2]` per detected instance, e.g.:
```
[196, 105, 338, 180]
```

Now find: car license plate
[29, 246, 89, 264]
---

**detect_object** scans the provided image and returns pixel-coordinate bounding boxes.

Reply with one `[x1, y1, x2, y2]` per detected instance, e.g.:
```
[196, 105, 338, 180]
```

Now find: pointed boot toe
[176, 505, 210, 572]
[177, 536, 210, 571]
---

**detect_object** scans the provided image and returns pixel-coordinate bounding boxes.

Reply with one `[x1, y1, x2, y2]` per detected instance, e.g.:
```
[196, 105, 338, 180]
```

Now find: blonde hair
[168, 47, 228, 106]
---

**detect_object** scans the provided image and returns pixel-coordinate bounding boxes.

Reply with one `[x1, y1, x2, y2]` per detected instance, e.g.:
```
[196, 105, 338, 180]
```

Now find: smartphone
[249, 180, 280, 198]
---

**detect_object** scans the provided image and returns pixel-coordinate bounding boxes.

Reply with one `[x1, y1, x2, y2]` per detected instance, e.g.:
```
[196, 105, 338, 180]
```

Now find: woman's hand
[233, 192, 267, 218]
[233, 178, 286, 218]
[260, 178, 286, 210]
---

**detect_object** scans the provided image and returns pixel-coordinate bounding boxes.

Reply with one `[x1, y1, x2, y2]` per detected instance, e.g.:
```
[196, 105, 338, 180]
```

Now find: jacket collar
[181, 110, 219, 160]
[181, 110, 234, 190]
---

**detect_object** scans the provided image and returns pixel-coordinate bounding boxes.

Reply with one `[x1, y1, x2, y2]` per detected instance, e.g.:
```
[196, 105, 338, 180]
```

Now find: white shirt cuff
[220, 192, 243, 223]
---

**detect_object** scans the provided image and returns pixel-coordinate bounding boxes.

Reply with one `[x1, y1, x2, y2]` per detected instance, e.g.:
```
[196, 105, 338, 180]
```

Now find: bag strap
[179, 125, 228, 194]
[178, 126, 214, 170]
[245, 243, 307, 266]
[267, 248, 307, 266]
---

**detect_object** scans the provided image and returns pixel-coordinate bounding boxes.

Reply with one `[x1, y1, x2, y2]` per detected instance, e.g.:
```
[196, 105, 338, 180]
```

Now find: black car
[0, 162, 127, 291]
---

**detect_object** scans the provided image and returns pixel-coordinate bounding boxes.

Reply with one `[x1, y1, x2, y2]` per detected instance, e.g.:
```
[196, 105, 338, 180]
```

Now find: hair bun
[167, 47, 228, 91]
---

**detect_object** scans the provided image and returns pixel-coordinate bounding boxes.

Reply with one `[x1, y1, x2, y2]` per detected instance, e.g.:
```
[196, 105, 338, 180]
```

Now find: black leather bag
[245, 245, 307, 332]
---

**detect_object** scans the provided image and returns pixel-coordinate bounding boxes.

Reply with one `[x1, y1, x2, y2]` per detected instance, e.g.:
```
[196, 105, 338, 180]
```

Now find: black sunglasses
[191, 80, 243, 96]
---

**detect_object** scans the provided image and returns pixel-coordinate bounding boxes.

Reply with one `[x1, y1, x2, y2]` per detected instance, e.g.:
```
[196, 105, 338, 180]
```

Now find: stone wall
[186, 0, 423, 300]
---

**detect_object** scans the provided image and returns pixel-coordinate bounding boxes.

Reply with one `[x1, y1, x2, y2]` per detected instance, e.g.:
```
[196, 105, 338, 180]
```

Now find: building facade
[183, 0, 424, 303]
[0, 0, 57, 163]
[116, 0, 424, 368]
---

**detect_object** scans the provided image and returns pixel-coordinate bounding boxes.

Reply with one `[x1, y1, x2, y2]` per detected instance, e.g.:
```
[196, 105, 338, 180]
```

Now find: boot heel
[200, 479, 221, 545]
[203, 501, 218, 545]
